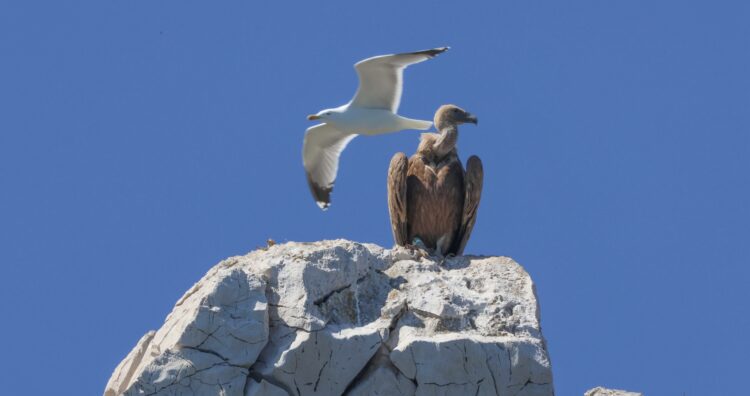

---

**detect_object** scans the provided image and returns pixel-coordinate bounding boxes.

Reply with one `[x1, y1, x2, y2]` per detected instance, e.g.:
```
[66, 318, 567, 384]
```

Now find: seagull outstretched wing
[302, 123, 357, 210]
[351, 47, 449, 112]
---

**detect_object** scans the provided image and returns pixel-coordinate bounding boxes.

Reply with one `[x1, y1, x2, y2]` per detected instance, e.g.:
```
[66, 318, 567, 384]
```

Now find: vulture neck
[431, 124, 458, 160]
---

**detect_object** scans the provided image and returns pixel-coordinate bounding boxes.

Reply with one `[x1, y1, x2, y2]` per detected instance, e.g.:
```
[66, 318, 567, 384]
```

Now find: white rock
[124, 348, 248, 395]
[585, 387, 643, 396]
[245, 379, 288, 396]
[347, 347, 417, 396]
[104, 331, 155, 396]
[105, 240, 555, 395]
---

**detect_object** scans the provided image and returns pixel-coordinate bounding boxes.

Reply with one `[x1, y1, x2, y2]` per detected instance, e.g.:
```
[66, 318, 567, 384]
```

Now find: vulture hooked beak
[464, 113, 478, 125]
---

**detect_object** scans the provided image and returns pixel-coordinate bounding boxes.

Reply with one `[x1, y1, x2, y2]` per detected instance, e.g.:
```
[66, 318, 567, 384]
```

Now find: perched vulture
[387, 104, 483, 256]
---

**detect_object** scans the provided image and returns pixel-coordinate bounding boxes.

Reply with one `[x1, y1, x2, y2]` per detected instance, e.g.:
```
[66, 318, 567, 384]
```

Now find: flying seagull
[387, 104, 483, 256]
[303, 47, 449, 210]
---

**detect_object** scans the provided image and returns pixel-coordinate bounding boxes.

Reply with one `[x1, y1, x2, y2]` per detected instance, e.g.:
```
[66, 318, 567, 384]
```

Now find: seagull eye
[326, 112, 331, 115]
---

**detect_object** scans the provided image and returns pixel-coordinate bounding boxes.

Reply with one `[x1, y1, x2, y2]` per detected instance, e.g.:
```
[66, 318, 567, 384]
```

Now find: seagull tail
[399, 117, 433, 131]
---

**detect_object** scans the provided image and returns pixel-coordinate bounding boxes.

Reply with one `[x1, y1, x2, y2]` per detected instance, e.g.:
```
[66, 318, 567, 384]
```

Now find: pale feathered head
[434, 104, 478, 130]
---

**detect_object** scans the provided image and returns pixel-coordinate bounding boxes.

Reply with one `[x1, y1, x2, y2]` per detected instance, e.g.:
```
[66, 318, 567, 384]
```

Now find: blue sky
[1, 1, 748, 395]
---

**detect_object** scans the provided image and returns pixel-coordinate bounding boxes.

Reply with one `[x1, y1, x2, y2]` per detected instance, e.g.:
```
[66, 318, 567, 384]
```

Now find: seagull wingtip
[433, 46, 450, 55]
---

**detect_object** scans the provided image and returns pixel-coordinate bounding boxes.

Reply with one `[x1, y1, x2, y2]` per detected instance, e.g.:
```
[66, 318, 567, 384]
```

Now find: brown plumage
[387, 105, 483, 256]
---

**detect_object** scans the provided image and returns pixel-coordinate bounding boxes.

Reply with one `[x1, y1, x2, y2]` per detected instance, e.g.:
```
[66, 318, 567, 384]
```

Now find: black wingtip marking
[413, 46, 450, 58]
[306, 173, 334, 211]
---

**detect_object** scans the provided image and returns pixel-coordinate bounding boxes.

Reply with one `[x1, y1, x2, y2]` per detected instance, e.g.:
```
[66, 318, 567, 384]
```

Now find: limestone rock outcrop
[584, 387, 642, 396]
[105, 240, 554, 395]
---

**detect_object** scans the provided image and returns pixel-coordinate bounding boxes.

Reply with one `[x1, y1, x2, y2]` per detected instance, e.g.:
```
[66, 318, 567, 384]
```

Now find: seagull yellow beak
[307, 114, 320, 121]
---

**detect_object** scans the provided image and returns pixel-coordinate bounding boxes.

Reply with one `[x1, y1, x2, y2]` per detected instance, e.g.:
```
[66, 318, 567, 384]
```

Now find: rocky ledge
[584, 387, 642, 396]
[105, 240, 554, 396]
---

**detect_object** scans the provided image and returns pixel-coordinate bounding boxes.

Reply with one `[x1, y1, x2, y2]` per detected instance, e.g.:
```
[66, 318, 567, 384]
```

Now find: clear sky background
[1, 1, 748, 395]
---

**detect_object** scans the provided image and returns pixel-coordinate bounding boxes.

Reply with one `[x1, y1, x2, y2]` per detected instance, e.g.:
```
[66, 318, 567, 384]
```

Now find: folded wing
[302, 123, 357, 210]
[351, 47, 449, 112]
[452, 155, 484, 255]
[387, 152, 409, 246]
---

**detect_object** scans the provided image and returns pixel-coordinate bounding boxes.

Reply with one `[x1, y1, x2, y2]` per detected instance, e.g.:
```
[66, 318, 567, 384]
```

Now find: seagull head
[307, 108, 341, 122]
[434, 104, 478, 130]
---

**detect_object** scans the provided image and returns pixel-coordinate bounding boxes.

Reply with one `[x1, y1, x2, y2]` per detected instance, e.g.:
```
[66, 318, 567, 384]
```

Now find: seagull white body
[318, 106, 430, 136]
[303, 47, 449, 210]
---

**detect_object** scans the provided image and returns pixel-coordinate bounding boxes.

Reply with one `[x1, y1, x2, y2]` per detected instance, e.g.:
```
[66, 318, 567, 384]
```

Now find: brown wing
[452, 155, 483, 255]
[387, 152, 409, 246]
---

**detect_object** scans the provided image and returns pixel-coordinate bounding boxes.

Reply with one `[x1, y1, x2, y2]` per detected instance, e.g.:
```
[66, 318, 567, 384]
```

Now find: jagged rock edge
[341, 301, 412, 394]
